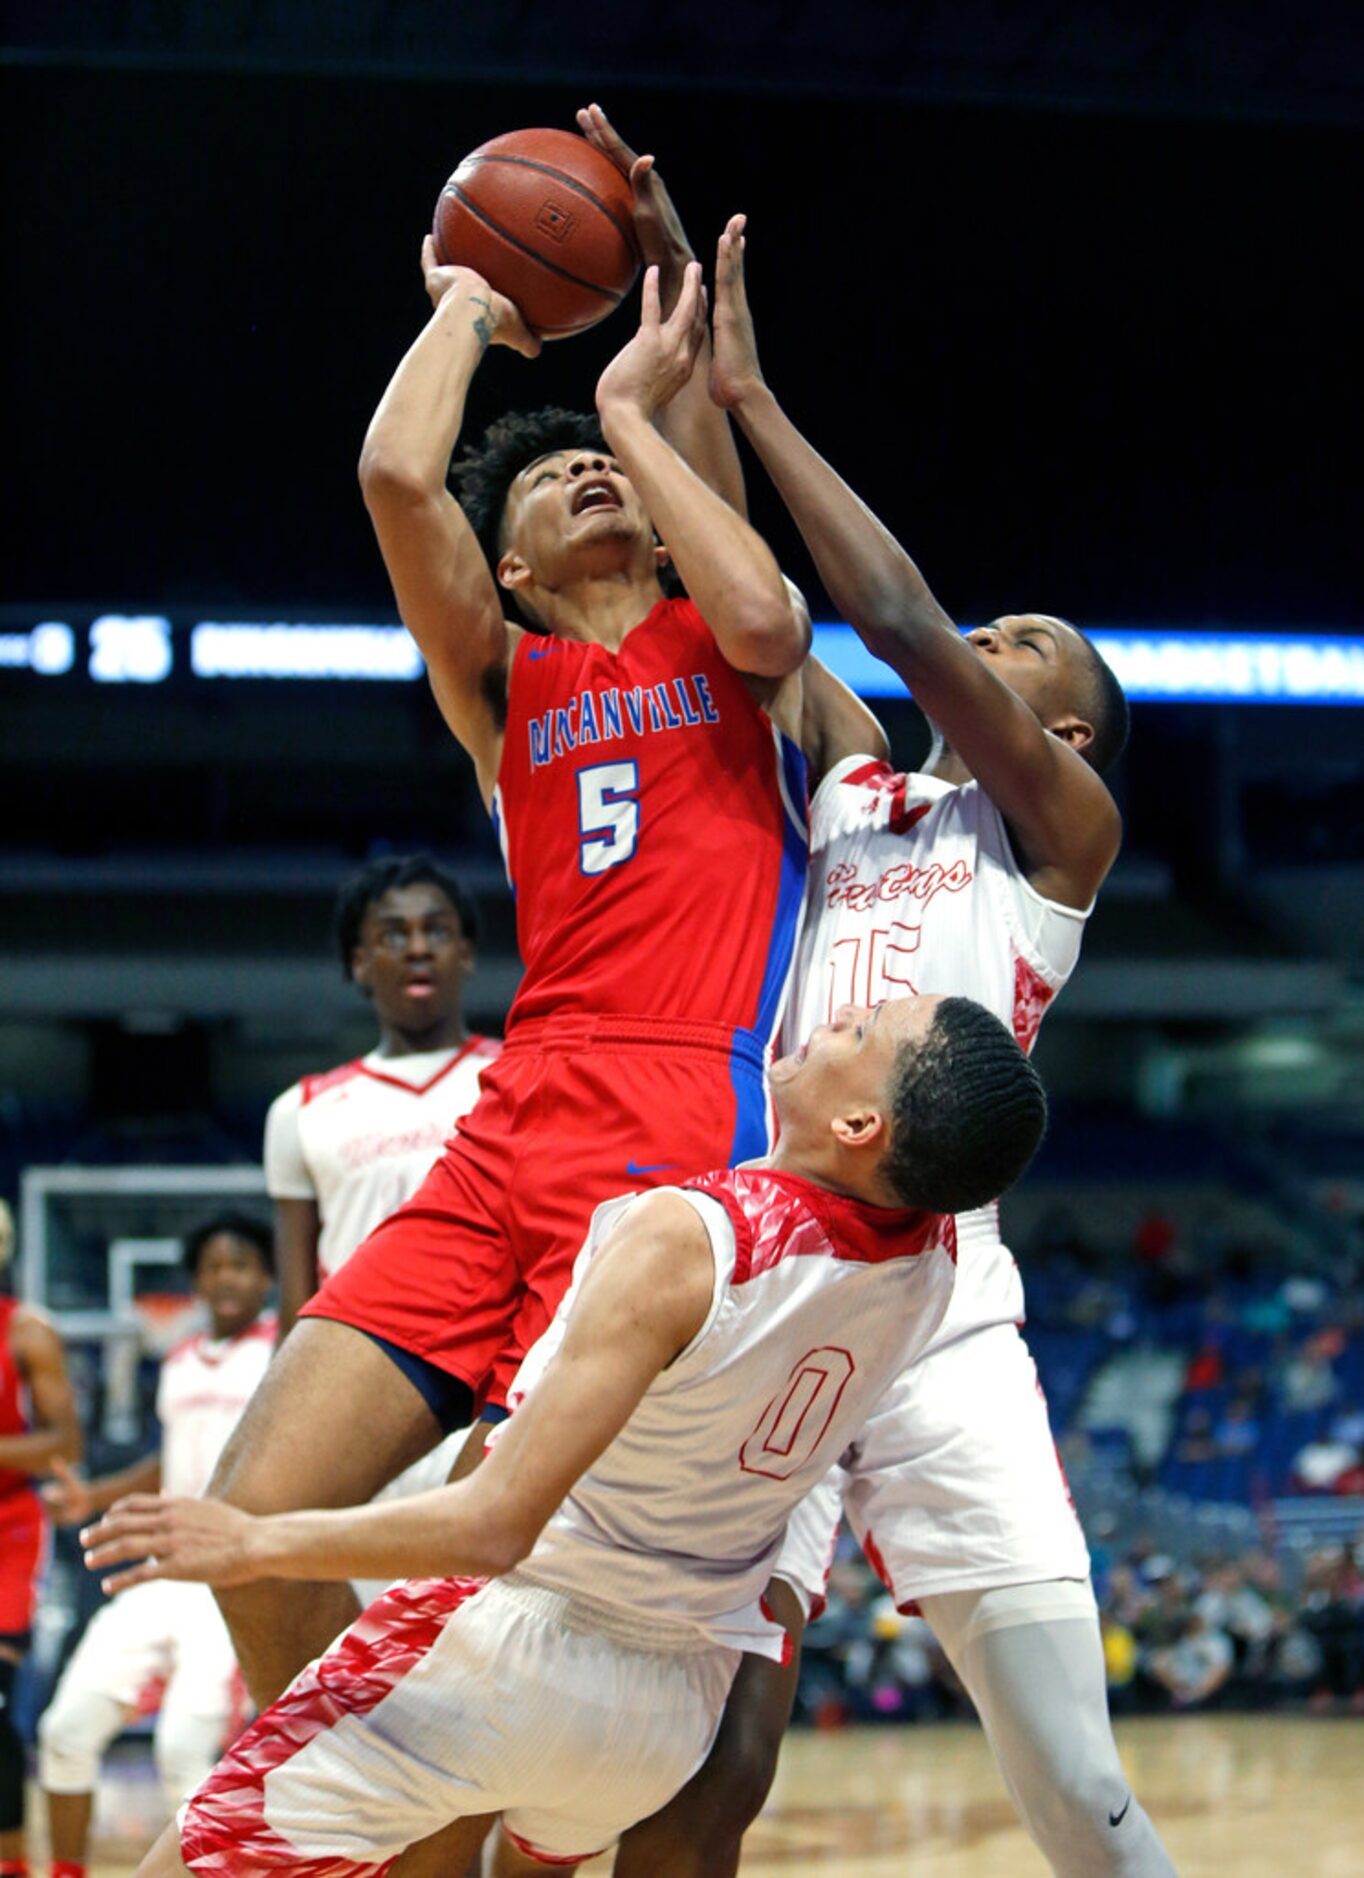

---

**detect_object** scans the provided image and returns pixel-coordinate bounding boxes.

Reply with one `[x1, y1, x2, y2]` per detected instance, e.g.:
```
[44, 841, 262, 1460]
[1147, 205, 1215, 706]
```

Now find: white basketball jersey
[264, 1038, 501, 1280]
[783, 756, 1090, 1345]
[503, 1167, 957, 1659]
[156, 1317, 275, 1499]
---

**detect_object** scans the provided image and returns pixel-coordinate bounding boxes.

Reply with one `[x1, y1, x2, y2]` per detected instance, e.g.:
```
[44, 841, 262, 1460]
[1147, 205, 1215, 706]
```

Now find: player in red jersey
[0, 1201, 82, 1878]
[203, 216, 810, 1726]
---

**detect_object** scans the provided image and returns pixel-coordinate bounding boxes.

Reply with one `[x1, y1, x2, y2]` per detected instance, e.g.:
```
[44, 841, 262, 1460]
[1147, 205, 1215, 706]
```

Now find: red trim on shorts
[863, 1527, 923, 1615]
[501, 1825, 598, 1868]
[133, 1671, 168, 1719]
[758, 1594, 795, 1667]
[180, 1577, 488, 1877]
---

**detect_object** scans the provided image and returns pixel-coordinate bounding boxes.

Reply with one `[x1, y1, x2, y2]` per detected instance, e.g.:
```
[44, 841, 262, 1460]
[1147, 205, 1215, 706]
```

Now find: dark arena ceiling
[3, 0, 1361, 124]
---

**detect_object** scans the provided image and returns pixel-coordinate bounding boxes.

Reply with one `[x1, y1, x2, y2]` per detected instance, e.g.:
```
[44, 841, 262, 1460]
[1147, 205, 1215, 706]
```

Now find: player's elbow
[468, 1521, 534, 1580]
[854, 593, 943, 664]
[357, 440, 431, 512]
[725, 603, 812, 679]
[456, 1503, 537, 1580]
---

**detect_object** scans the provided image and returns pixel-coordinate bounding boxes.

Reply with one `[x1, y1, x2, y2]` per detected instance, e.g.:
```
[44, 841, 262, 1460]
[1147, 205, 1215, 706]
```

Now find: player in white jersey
[265, 854, 499, 1336]
[625, 217, 1171, 1878]
[264, 855, 500, 1589]
[81, 992, 1048, 1876]
[37, 1216, 274, 1874]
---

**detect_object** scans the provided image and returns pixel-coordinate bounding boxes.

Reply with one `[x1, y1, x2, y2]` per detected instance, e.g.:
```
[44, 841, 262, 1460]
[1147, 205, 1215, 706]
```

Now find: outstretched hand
[710, 215, 765, 410]
[81, 1494, 264, 1594]
[420, 235, 541, 359]
[575, 103, 694, 280]
[41, 1455, 92, 1527]
[596, 262, 708, 423]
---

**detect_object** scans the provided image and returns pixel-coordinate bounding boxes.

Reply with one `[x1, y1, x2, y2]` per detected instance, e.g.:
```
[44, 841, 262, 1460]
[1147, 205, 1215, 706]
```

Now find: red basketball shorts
[301, 1013, 770, 1410]
[0, 1491, 46, 1636]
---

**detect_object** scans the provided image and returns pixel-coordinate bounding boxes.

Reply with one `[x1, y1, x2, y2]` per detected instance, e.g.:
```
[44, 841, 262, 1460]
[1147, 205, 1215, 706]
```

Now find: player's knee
[154, 1710, 224, 1810]
[1017, 1747, 1132, 1871]
[37, 1683, 122, 1793]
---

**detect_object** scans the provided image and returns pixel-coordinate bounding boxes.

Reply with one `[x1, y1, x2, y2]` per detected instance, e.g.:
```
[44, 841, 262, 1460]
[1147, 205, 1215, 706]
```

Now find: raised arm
[596, 265, 808, 680]
[711, 218, 1119, 906]
[82, 1193, 715, 1592]
[801, 655, 890, 787]
[576, 104, 747, 517]
[0, 1309, 81, 1476]
[358, 243, 540, 798]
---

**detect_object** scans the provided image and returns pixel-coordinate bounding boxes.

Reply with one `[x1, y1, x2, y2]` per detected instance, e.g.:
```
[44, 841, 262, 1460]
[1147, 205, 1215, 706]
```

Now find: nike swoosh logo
[528, 648, 551, 660]
[627, 1160, 679, 1176]
[1108, 1796, 1131, 1829]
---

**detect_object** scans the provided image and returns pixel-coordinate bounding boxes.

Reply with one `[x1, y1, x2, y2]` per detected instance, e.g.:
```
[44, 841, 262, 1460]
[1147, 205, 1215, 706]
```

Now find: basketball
[432, 128, 640, 339]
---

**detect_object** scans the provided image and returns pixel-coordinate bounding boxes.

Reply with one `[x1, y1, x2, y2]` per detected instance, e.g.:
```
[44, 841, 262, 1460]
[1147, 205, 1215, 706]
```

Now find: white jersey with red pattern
[782, 756, 1089, 1346]
[156, 1317, 275, 1500]
[501, 1166, 957, 1660]
[264, 1038, 501, 1283]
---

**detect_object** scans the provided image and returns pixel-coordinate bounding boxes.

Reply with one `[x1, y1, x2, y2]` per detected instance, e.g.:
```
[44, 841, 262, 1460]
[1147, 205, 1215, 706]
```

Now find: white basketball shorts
[179, 1573, 739, 1873]
[44, 1576, 242, 1727]
[776, 1321, 1090, 1616]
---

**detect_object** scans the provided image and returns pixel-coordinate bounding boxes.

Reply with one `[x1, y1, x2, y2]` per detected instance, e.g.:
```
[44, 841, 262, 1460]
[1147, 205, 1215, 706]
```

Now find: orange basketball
[433, 128, 640, 339]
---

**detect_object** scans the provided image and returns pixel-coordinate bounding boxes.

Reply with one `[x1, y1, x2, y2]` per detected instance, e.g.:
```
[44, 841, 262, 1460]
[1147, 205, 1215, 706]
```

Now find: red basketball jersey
[493, 596, 808, 1046]
[0, 1297, 37, 1513]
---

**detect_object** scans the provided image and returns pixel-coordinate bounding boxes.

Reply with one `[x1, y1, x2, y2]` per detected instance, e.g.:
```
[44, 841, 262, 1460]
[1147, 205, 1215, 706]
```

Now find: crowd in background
[798, 1527, 1364, 1727]
[796, 1190, 1364, 1726]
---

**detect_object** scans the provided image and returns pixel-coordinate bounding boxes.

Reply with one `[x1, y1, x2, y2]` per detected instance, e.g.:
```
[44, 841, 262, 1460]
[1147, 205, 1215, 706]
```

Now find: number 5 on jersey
[577, 761, 640, 876]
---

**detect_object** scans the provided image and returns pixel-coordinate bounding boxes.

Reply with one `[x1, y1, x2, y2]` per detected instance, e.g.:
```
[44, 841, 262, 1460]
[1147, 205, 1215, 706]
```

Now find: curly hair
[333, 853, 479, 980]
[450, 407, 608, 577]
[183, 1210, 274, 1278]
[880, 997, 1047, 1213]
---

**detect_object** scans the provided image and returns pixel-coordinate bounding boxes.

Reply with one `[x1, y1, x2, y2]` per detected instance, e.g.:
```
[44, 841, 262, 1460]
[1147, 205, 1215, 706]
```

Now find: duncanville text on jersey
[528, 673, 722, 772]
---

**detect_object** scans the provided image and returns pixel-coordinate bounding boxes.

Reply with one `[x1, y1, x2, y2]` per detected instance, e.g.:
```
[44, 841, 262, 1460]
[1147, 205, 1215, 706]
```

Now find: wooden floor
[33, 1715, 1364, 1875]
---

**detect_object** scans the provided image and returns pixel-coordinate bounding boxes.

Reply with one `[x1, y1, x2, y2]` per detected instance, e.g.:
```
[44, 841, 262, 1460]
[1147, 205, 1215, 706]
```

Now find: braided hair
[881, 997, 1047, 1213]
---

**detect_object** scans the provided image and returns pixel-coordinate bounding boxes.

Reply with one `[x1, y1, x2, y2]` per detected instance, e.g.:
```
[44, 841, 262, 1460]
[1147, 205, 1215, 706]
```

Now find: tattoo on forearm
[470, 296, 493, 354]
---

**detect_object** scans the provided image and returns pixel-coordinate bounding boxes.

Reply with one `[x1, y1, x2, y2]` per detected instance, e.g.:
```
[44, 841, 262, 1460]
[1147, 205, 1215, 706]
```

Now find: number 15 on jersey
[577, 761, 640, 876]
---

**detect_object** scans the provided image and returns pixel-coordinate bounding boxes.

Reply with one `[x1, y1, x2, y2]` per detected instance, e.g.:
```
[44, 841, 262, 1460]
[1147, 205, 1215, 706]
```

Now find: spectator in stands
[1280, 1334, 1341, 1413]
[1292, 1432, 1358, 1493]
[1301, 1548, 1364, 1712]
[1183, 1341, 1225, 1394]
[1147, 1611, 1235, 1709]
[1213, 1396, 1261, 1458]
[1176, 1406, 1218, 1464]
[1134, 1571, 1190, 1652]
[1196, 1561, 1282, 1696]
[1100, 1609, 1139, 1712]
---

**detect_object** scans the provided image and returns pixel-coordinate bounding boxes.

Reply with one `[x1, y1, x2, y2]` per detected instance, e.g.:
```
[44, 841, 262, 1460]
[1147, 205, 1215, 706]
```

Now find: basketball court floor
[32, 1713, 1363, 1876]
